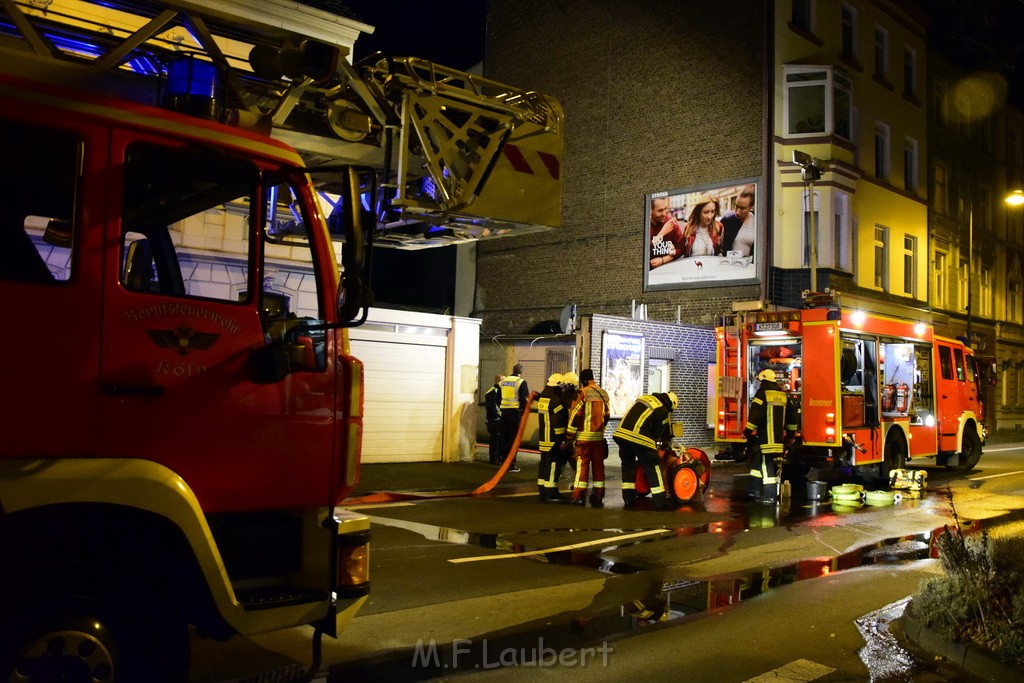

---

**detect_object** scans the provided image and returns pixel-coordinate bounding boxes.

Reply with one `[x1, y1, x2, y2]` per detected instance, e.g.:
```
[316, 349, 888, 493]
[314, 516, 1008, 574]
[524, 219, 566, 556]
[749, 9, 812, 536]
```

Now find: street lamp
[793, 150, 827, 293]
[1006, 189, 1024, 206]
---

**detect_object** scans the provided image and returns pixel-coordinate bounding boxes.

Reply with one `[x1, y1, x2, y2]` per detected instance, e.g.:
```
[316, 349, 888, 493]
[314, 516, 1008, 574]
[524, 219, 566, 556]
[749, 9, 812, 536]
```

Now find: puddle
[856, 597, 918, 682]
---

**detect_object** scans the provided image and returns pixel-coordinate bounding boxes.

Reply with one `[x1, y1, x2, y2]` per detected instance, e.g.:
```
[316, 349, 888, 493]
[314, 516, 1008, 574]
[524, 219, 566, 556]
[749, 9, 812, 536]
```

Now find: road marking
[984, 445, 1024, 453]
[969, 470, 1024, 481]
[743, 659, 835, 682]
[448, 529, 668, 563]
[345, 502, 417, 510]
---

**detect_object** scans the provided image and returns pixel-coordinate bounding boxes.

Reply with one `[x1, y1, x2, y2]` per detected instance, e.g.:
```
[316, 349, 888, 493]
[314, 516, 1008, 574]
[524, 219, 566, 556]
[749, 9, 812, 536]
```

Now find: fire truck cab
[716, 305, 986, 476]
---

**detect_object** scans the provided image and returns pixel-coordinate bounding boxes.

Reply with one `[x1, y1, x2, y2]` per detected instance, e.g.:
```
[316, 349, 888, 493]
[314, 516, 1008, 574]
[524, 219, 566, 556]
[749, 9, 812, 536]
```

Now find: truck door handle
[103, 383, 165, 397]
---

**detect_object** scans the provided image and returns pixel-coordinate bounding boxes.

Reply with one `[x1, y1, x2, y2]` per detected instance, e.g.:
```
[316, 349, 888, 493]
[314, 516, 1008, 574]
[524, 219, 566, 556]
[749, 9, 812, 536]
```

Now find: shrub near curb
[912, 507, 1024, 666]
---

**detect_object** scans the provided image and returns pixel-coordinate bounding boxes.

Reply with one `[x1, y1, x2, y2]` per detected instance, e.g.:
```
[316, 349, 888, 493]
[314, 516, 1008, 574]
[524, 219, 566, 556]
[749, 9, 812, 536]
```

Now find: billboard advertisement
[601, 331, 645, 419]
[645, 178, 761, 291]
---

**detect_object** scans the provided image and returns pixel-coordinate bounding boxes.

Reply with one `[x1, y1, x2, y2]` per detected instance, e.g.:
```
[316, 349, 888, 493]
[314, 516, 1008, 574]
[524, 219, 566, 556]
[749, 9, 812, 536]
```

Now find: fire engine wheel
[0, 597, 189, 683]
[882, 433, 907, 478]
[951, 427, 982, 471]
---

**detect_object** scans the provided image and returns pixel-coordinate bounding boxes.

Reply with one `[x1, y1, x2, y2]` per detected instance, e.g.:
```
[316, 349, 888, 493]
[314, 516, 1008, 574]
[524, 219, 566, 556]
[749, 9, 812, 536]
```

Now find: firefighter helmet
[546, 373, 564, 387]
[561, 371, 579, 387]
[757, 369, 776, 382]
[666, 391, 678, 410]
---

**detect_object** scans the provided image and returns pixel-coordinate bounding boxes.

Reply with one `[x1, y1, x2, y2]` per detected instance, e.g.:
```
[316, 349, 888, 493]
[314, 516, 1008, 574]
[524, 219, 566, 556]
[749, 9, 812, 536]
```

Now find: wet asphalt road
[190, 445, 1024, 682]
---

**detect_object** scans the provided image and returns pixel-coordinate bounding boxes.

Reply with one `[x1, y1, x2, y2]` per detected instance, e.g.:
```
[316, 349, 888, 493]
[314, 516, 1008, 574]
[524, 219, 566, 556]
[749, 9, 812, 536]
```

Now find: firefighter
[498, 364, 529, 472]
[613, 392, 678, 510]
[743, 369, 798, 501]
[557, 372, 580, 480]
[484, 374, 504, 464]
[536, 373, 568, 501]
[566, 369, 610, 507]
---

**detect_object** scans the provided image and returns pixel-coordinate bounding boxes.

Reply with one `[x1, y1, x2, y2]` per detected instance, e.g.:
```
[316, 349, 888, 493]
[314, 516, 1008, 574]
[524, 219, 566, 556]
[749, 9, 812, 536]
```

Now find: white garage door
[350, 339, 446, 462]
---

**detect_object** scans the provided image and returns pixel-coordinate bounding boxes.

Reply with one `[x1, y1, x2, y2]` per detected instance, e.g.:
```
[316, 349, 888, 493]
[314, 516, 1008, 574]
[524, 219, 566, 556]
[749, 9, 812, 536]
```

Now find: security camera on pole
[793, 151, 827, 294]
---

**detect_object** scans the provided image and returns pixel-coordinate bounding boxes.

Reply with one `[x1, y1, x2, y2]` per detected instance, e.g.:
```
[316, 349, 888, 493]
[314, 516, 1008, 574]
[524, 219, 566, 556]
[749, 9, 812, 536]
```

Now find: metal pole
[966, 206, 973, 347]
[809, 178, 817, 293]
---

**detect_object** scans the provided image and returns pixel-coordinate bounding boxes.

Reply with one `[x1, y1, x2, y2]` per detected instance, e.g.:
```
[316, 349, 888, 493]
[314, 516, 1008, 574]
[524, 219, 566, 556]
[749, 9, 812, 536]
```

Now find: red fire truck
[0, 1, 562, 679]
[715, 305, 986, 476]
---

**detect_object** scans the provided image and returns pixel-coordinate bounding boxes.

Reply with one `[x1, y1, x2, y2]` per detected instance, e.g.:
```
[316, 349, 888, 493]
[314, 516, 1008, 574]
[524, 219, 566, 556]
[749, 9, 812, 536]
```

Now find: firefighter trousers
[572, 440, 605, 503]
[616, 439, 669, 509]
[537, 438, 569, 499]
[748, 443, 780, 500]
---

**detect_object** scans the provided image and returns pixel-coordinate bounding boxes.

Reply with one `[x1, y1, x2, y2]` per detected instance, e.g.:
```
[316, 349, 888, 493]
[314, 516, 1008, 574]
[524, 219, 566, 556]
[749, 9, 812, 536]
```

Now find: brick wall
[475, 0, 766, 337]
[584, 313, 716, 449]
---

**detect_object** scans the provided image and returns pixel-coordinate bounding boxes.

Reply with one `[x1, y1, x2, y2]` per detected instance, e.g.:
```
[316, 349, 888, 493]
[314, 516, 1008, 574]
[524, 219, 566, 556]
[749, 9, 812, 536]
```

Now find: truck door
[934, 342, 961, 452]
[0, 113, 106, 457]
[97, 135, 336, 512]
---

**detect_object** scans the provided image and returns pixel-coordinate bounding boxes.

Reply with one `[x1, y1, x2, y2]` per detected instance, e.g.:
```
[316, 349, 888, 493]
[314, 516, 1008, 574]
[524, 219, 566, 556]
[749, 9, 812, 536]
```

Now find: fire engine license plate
[754, 322, 783, 332]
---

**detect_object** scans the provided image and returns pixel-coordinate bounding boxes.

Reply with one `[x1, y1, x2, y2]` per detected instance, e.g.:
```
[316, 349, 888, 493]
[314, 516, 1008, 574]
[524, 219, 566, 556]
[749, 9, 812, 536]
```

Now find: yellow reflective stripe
[622, 482, 636, 490]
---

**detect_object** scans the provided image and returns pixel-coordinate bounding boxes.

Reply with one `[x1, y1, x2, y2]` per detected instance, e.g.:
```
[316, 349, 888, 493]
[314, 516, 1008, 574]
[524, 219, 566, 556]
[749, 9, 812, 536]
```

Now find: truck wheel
[951, 427, 982, 471]
[881, 433, 907, 479]
[0, 599, 120, 682]
[0, 597, 189, 683]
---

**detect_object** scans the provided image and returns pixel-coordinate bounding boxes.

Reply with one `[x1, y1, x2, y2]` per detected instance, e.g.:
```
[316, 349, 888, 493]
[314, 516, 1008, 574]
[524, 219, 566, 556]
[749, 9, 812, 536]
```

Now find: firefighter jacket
[499, 374, 528, 411]
[484, 383, 502, 421]
[612, 393, 672, 450]
[743, 381, 798, 456]
[567, 382, 610, 442]
[536, 385, 568, 451]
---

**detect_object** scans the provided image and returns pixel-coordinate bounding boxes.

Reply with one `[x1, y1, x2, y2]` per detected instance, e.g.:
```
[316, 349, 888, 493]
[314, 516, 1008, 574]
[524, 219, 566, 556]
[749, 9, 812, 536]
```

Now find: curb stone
[900, 600, 1021, 682]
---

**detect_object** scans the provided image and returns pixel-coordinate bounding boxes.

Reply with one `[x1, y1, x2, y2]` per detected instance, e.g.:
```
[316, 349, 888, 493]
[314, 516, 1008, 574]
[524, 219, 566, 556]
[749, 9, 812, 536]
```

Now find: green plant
[913, 487, 1024, 665]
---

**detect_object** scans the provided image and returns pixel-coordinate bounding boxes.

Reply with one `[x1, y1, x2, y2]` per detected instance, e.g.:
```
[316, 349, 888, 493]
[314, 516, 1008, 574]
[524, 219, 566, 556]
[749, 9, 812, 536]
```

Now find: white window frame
[874, 121, 891, 181]
[874, 25, 889, 80]
[934, 248, 948, 310]
[834, 190, 852, 272]
[903, 46, 917, 98]
[934, 161, 947, 214]
[958, 258, 969, 312]
[841, 3, 858, 61]
[904, 137, 918, 193]
[980, 267, 992, 317]
[873, 225, 889, 289]
[903, 234, 917, 298]
[783, 65, 852, 139]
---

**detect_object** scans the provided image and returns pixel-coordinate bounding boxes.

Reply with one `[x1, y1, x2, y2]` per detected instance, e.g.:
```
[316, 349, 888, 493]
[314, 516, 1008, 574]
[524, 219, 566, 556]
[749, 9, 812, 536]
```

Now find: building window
[934, 162, 947, 214]
[955, 91, 970, 137]
[841, 4, 858, 61]
[834, 191, 852, 271]
[874, 225, 888, 289]
[903, 47, 917, 98]
[980, 267, 992, 317]
[958, 258, 969, 312]
[874, 121, 890, 181]
[792, 0, 813, 32]
[977, 186, 990, 232]
[784, 66, 852, 139]
[934, 249, 948, 309]
[1009, 278, 1022, 324]
[956, 166, 969, 221]
[904, 138, 918, 193]
[647, 359, 671, 394]
[903, 234, 917, 297]
[874, 26, 889, 81]
[933, 78, 948, 126]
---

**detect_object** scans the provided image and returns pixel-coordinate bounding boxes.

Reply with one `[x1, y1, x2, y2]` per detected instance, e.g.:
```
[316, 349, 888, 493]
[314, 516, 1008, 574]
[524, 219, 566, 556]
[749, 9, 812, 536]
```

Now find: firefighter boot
[589, 494, 604, 508]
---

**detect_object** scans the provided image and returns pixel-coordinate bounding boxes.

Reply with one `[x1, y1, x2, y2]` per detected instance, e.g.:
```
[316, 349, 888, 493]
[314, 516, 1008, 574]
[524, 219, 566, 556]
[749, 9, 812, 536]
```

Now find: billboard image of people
[645, 178, 760, 291]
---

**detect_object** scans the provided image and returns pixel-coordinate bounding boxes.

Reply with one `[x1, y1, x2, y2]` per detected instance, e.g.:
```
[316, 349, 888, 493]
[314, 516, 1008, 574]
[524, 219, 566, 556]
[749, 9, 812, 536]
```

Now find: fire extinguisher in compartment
[894, 382, 909, 413]
[882, 383, 894, 412]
